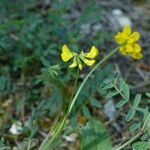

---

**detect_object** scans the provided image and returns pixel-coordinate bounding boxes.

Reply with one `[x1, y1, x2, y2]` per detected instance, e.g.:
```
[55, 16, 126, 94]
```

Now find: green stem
[142, 113, 150, 130]
[27, 138, 31, 150]
[115, 113, 150, 150]
[114, 86, 126, 100]
[114, 131, 143, 150]
[67, 46, 119, 115]
[70, 69, 80, 101]
[40, 69, 80, 150]
[40, 46, 120, 150]
[42, 116, 68, 150]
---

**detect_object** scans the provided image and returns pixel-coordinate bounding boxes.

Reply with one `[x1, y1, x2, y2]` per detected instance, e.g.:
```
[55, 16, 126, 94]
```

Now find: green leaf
[48, 64, 60, 78]
[101, 82, 114, 90]
[81, 119, 112, 150]
[141, 134, 149, 141]
[82, 106, 92, 119]
[70, 114, 78, 127]
[126, 109, 136, 122]
[133, 94, 141, 109]
[132, 141, 149, 150]
[129, 122, 141, 132]
[137, 107, 149, 121]
[103, 79, 112, 84]
[121, 81, 130, 101]
[119, 79, 128, 99]
[116, 99, 128, 108]
[77, 4, 101, 25]
[105, 90, 119, 99]
[119, 78, 125, 91]
[98, 88, 107, 96]
[90, 98, 102, 109]
[39, 88, 62, 116]
[145, 93, 150, 98]
[0, 138, 11, 150]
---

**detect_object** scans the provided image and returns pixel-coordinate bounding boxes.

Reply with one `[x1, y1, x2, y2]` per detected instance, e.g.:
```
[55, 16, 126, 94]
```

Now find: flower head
[61, 45, 99, 70]
[115, 26, 142, 59]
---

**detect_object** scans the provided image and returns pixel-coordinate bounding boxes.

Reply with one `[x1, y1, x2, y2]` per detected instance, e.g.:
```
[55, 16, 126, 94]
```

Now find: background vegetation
[0, 0, 150, 149]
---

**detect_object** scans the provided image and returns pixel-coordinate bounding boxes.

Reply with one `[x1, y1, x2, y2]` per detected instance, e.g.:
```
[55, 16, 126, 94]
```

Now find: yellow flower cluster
[115, 26, 142, 59]
[61, 45, 99, 70]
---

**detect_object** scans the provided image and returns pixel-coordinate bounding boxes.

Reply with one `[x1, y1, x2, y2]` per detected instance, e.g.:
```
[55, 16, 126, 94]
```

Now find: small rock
[104, 99, 116, 120]
[112, 9, 132, 29]
[9, 121, 22, 135]
[62, 133, 78, 143]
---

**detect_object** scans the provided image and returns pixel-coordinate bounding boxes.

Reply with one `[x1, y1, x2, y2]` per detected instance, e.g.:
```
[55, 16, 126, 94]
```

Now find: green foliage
[0, 76, 11, 96]
[0, 138, 11, 150]
[132, 141, 150, 150]
[81, 119, 112, 150]
[37, 87, 63, 117]
[129, 122, 142, 132]
[126, 108, 136, 121]
[24, 108, 38, 138]
[100, 77, 130, 108]
[145, 93, 150, 98]
[0, 0, 149, 149]
[126, 94, 141, 121]
[82, 106, 92, 119]
[70, 65, 114, 124]
[0, 0, 110, 148]
[100, 76, 150, 133]
[90, 98, 102, 109]
[47, 65, 60, 78]
[0, 0, 107, 123]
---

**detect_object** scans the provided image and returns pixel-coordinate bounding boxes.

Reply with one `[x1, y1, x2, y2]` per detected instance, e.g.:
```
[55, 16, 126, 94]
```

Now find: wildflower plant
[39, 26, 150, 150]
[61, 45, 99, 70]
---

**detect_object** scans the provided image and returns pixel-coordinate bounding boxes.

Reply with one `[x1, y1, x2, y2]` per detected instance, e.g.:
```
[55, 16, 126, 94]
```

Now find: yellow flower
[84, 46, 99, 58]
[115, 26, 131, 44]
[115, 26, 140, 44]
[82, 59, 95, 66]
[61, 45, 99, 70]
[127, 32, 140, 44]
[61, 45, 73, 62]
[115, 26, 142, 59]
[119, 43, 143, 59]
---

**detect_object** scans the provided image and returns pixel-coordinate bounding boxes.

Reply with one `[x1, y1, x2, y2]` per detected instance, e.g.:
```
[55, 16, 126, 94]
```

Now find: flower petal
[128, 32, 140, 43]
[123, 26, 131, 36]
[133, 43, 141, 53]
[77, 57, 83, 70]
[69, 57, 77, 68]
[61, 45, 73, 62]
[119, 46, 128, 55]
[84, 46, 99, 59]
[83, 58, 95, 66]
[126, 44, 134, 53]
[115, 32, 126, 44]
[78, 63, 83, 70]
[131, 52, 143, 59]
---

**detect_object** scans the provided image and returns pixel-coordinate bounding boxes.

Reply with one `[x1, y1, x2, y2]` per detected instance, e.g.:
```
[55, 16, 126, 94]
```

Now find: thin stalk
[40, 46, 120, 150]
[40, 69, 80, 150]
[27, 138, 31, 150]
[39, 115, 65, 150]
[142, 113, 150, 130]
[114, 131, 143, 150]
[114, 113, 150, 150]
[67, 46, 119, 115]
[70, 69, 80, 101]
[114, 86, 126, 100]
[41, 115, 68, 150]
